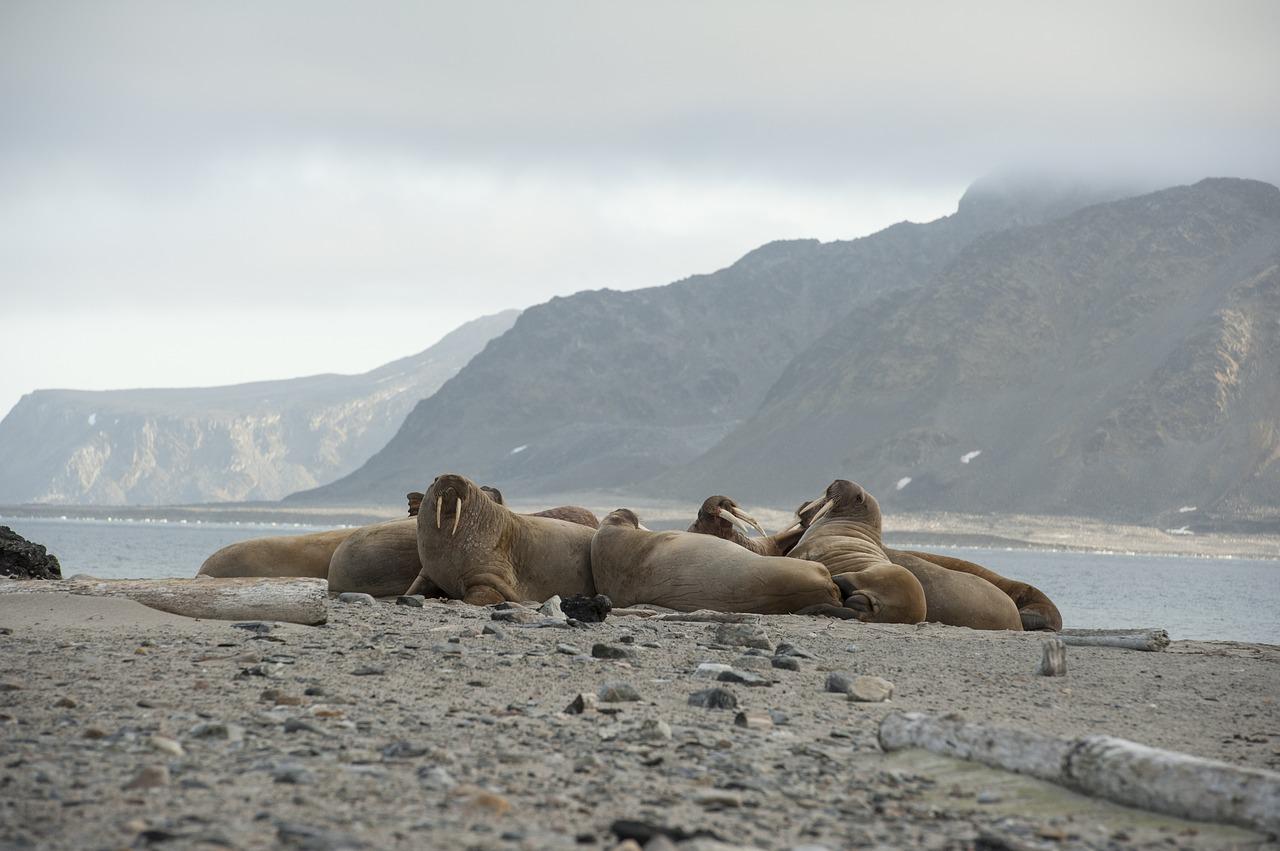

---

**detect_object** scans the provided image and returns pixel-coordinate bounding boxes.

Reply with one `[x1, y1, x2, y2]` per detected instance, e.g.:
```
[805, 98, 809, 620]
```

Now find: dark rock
[283, 718, 320, 734]
[564, 693, 598, 714]
[825, 672, 853, 694]
[716, 669, 770, 687]
[596, 682, 641, 702]
[687, 688, 738, 710]
[0, 526, 61, 580]
[481, 624, 507, 638]
[561, 594, 612, 623]
[713, 623, 772, 650]
[773, 642, 814, 659]
[382, 741, 428, 759]
[591, 643, 635, 660]
[272, 763, 313, 785]
[771, 655, 801, 671]
[396, 595, 425, 608]
[351, 666, 384, 676]
[609, 820, 723, 845]
[491, 608, 541, 624]
[276, 820, 368, 850]
[232, 621, 273, 634]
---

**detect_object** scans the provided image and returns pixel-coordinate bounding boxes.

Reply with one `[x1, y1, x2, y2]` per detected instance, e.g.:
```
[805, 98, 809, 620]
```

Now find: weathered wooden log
[0, 577, 328, 625]
[879, 711, 1280, 834]
[653, 610, 763, 624]
[1038, 637, 1067, 676]
[1059, 628, 1170, 651]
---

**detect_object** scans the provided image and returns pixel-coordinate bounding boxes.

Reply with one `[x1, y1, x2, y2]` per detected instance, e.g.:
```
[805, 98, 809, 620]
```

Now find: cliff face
[0, 311, 518, 505]
[291, 178, 1140, 506]
[669, 179, 1280, 526]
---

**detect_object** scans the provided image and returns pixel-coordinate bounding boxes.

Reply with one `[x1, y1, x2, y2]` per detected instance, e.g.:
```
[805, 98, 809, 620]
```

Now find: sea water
[4, 516, 1278, 644]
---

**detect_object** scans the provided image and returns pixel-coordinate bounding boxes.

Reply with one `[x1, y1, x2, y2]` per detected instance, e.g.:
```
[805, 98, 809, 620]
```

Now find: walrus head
[404, 476, 507, 596]
[799, 480, 883, 532]
[480, 485, 505, 505]
[406, 492, 425, 517]
[689, 495, 768, 540]
[601, 508, 649, 530]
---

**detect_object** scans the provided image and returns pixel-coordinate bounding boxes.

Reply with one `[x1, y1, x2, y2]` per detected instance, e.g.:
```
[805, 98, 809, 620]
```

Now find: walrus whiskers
[436, 496, 443, 530]
[452, 497, 462, 536]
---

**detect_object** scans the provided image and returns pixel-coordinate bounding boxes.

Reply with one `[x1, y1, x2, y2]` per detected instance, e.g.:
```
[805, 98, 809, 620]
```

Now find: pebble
[688, 688, 738, 710]
[713, 623, 772, 651]
[54, 696, 77, 708]
[492, 608, 542, 624]
[734, 711, 773, 731]
[592, 643, 636, 660]
[481, 624, 507, 638]
[418, 765, 456, 790]
[597, 682, 641, 702]
[825, 672, 853, 694]
[382, 742, 429, 759]
[556, 643, 583, 656]
[538, 595, 566, 619]
[694, 790, 743, 808]
[622, 718, 672, 742]
[733, 655, 774, 672]
[231, 622, 273, 634]
[565, 692, 599, 714]
[716, 669, 770, 687]
[771, 656, 801, 671]
[848, 675, 895, 703]
[396, 595, 425, 608]
[336, 592, 376, 605]
[148, 735, 184, 757]
[774, 642, 815, 659]
[351, 666, 385, 676]
[122, 765, 169, 790]
[283, 718, 321, 734]
[271, 763, 313, 785]
[188, 722, 245, 742]
[694, 662, 734, 679]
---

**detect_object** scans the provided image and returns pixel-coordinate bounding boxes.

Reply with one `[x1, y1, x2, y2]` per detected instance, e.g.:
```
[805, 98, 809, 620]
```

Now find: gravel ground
[1, 593, 1278, 850]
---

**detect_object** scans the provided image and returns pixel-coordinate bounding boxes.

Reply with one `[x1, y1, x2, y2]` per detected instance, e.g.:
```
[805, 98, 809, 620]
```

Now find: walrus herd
[198, 474, 1062, 631]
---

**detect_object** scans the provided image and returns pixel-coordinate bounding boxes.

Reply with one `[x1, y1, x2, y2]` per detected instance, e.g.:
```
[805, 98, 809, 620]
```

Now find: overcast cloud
[2, 0, 1277, 418]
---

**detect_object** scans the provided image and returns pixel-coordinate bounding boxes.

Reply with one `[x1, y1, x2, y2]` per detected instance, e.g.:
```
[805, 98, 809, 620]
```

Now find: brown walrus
[591, 509, 857, 616]
[405, 473, 596, 604]
[792, 483, 1022, 630]
[687, 495, 804, 556]
[197, 527, 357, 580]
[476, 486, 600, 529]
[788, 481, 928, 624]
[327, 518, 443, 598]
[793, 495, 1062, 631]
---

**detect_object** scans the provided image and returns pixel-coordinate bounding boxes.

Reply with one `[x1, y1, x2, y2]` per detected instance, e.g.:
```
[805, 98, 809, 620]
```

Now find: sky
[2, 1, 1278, 420]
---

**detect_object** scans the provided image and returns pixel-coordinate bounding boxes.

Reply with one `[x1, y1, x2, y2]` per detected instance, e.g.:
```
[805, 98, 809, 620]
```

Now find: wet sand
[2, 593, 1277, 849]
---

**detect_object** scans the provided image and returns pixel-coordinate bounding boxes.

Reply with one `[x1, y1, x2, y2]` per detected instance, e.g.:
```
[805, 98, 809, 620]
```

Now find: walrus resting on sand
[788, 481, 928, 624]
[792, 481, 1021, 629]
[328, 518, 442, 598]
[198, 527, 356, 580]
[405, 473, 596, 604]
[591, 509, 859, 617]
[793, 493, 1062, 631]
[687, 495, 804, 556]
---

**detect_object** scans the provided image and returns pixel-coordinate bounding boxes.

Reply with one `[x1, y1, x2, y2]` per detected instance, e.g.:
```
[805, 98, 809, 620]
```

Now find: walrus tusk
[797, 496, 824, 518]
[638, 523, 651, 531]
[405, 573, 426, 596]
[717, 507, 756, 537]
[436, 496, 443, 530]
[451, 497, 462, 536]
[730, 505, 768, 537]
[809, 498, 835, 524]
[776, 520, 802, 535]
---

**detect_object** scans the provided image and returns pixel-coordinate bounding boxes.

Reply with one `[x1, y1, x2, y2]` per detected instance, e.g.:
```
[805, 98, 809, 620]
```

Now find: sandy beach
[2, 591, 1278, 850]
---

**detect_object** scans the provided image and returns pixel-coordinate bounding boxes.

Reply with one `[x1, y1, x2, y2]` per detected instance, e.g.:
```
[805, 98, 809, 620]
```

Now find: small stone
[284, 718, 320, 734]
[418, 764, 456, 790]
[539, 595, 566, 619]
[303, 685, 326, 696]
[824, 672, 853, 694]
[847, 675, 894, 703]
[732, 655, 772, 672]
[481, 624, 507, 638]
[1039, 638, 1068, 677]
[561, 593, 612, 623]
[693, 662, 734, 679]
[773, 642, 815, 659]
[694, 790, 742, 808]
[337, 592, 376, 605]
[623, 719, 672, 742]
[734, 711, 773, 731]
[592, 643, 635, 660]
[0, 682, 20, 692]
[768, 709, 789, 726]
[148, 735, 184, 757]
[396, 595, 425, 607]
[491, 608, 541, 624]
[271, 763, 313, 785]
[231, 621, 273, 634]
[188, 721, 244, 742]
[687, 688, 738, 710]
[976, 791, 1002, 804]
[713, 623, 772, 651]
[565, 693, 599, 714]
[54, 696, 77, 708]
[844, 643, 860, 652]
[716, 669, 770, 687]
[351, 666, 385, 676]
[382, 741, 428, 759]
[556, 643, 583, 656]
[597, 682, 641, 702]
[82, 726, 108, 739]
[122, 765, 169, 790]
[771, 656, 801, 671]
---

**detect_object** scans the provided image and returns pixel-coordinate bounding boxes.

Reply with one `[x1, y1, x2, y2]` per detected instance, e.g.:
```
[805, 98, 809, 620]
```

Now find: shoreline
[4, 502, 1276, 561]
[1, 592, 1276, 849]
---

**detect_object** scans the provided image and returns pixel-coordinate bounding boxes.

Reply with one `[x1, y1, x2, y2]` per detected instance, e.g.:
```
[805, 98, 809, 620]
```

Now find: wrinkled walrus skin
[789, 481, 928, 624]
[198, 527, 357, 580]
[888, 549, 1062, 631]
[408, 473, 596, 605]
[328, 518, 444, 598]
[591, 509, 854, 616]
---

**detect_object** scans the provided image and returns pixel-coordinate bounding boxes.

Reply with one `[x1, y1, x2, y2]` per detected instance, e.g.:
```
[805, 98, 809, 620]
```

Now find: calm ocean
[4, 516, 1278, 644]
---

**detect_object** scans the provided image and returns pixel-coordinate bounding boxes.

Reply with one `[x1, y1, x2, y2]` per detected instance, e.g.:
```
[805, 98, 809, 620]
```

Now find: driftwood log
[878, 711, 1280, 834]
[0, 577, 328, 625]
[1059, 628, 1170, 651]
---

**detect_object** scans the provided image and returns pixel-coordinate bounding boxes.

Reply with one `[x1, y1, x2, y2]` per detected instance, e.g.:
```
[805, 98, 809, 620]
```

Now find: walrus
[197, 527, 358, 579]
[591, 509, 858, 616]
[793, 496, 1062, 631]
[687, 495, 804, 556]
[405, 473, 596, 604]
[476, 486, 600, 528]
[327, 518, 444, 598]
[792, 482, 1021, 629]
[788, 481, 928, 624]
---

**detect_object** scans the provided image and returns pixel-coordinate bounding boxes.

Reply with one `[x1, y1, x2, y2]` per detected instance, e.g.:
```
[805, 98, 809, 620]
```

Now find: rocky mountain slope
[292, 177, 1141, 507]
[0, 311, 518, 505]
[668, 179, 1280, 527]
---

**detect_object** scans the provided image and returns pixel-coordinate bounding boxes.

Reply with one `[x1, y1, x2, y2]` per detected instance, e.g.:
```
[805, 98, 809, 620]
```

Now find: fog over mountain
[0, 311, 517, 505]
